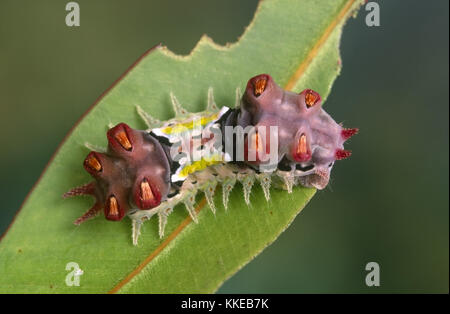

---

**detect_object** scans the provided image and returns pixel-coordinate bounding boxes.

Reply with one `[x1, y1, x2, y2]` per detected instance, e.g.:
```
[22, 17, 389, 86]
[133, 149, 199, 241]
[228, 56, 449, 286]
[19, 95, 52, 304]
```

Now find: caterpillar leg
[183, 194, 199, 223]
[207, 87, 218, 112]
[132, 218, 144, 246]
[170, 92, 190, 116]
[136, 105, 161, 129]
[221, 179, 235, 210]
[158, 207, 173, 239]
[257, 172, 272, 201]
[194, 168, 219, 214]
[129, 189, 186, 242]
[211, 163, 238, 211]
[276, 170, 295, 193]
[237, 167, 256, 206]
[203, 183, 217, 214]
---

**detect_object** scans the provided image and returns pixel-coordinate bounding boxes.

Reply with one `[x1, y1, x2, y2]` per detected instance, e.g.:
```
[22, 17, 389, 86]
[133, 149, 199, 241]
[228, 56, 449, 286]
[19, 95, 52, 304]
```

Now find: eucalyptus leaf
[0, 0, 363, 293]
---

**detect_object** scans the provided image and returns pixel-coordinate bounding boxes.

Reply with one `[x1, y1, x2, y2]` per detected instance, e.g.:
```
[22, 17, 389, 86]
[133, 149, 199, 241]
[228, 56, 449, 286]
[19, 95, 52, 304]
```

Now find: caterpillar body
[64, 74, 358, 245]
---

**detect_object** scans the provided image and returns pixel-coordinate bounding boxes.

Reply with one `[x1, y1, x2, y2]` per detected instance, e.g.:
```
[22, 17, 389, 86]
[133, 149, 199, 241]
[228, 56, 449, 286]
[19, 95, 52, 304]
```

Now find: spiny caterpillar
[64, 74, 358, 245]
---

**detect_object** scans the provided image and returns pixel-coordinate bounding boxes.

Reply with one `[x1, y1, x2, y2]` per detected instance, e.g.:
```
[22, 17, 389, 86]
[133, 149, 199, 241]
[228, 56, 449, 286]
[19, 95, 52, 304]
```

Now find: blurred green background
[0, 0, 448, 293]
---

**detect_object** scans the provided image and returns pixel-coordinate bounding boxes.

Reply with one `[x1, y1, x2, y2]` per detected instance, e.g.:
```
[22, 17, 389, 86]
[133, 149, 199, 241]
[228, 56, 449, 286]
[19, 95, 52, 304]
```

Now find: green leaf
[0, 0, 363, 293]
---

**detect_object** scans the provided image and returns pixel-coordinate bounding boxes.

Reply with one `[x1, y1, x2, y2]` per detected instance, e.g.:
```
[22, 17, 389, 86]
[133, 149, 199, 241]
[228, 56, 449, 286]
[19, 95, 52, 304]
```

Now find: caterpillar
[64, 74, 358, 245]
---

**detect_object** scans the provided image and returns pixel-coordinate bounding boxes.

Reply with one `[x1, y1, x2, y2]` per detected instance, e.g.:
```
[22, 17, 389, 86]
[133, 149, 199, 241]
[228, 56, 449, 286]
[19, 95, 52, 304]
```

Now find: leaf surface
[0, 0, 362, 293]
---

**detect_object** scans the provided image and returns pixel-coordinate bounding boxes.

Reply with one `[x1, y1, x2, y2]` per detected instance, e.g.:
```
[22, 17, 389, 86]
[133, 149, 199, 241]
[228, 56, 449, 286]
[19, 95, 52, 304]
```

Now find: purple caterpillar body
[64, 74, 358, 245]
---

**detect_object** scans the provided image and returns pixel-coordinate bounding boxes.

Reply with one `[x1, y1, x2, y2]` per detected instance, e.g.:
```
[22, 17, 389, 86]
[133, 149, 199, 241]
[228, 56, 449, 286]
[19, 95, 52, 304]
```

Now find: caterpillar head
[239, 73, 358, 189]
[66, 123, 171, 224]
